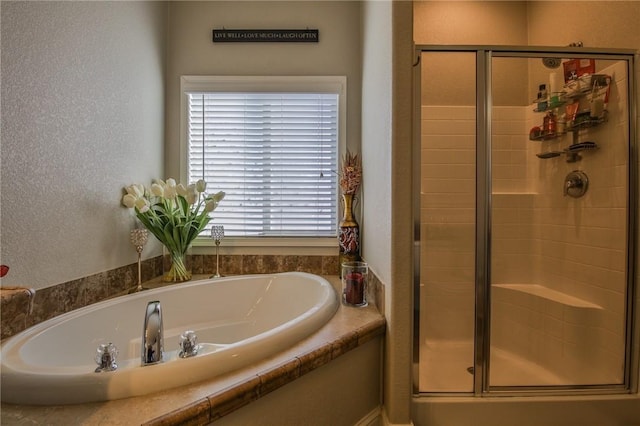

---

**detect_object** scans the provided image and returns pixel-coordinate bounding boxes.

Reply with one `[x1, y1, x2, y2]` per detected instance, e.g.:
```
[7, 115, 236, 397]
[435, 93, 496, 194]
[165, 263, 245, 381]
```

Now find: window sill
[191, 236, 338, 256]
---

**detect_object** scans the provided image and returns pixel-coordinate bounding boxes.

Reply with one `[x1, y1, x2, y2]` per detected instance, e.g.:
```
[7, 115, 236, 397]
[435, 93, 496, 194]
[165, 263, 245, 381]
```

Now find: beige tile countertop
[1, 276, 385, 426]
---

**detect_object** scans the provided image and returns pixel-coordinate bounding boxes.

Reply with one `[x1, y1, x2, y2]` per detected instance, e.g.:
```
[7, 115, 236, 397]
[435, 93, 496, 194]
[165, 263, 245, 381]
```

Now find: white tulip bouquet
[122, 178, 224, 282]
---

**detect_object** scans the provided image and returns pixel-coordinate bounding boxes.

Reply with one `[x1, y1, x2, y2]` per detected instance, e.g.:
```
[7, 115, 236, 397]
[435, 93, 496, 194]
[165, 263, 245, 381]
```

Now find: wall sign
[213, 29, 319, 43]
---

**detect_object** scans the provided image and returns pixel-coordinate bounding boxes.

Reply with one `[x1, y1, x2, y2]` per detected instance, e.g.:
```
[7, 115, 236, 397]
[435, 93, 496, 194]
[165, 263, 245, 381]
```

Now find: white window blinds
[187, 91, 339, 237]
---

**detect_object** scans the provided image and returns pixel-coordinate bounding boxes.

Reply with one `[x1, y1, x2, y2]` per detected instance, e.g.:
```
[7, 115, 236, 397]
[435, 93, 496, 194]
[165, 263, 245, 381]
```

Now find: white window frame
[180, 75, 346, 253]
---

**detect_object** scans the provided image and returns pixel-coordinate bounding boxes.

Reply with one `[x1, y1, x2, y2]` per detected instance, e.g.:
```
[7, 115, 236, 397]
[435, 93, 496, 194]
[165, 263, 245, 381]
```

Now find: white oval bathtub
[0, 272, 338, 405]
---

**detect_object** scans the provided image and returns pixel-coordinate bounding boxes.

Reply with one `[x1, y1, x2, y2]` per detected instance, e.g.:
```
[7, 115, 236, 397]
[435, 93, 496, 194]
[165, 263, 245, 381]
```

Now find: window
[181, 76, 345, 239]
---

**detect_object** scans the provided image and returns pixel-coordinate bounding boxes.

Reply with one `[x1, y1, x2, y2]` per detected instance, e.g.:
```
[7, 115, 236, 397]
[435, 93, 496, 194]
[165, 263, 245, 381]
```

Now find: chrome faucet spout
[142, 301, 163, 365]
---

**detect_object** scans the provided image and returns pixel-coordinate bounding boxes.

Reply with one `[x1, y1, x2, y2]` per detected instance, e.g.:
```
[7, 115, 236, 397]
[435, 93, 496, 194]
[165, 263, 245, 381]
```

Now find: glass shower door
[416, 46, 635, 395]
[488, 54, 631, 388]
[417, 51, 477, 393]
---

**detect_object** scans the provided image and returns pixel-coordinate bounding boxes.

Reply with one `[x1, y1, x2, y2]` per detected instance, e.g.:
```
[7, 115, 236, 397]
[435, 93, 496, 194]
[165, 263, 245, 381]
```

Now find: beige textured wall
[526, 1, 640, 50]
[164, 1, 362, 181]
[0, 2, 166, 290]
[215, 338, 382, 426]
[361, 1, 392, 290]
[414, 1, 528, 45]
[415, 1, 529, 107]
[386, 1, 415, 424]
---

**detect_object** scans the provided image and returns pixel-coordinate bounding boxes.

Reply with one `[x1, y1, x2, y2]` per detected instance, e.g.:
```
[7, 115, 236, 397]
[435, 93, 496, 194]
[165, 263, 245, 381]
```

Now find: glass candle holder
[130, 229, 148, 292]
[341, 261, 368, 307]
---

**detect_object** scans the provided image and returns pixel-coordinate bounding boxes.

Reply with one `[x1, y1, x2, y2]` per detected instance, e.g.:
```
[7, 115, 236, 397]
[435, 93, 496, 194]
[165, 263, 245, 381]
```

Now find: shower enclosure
[414, 46, 637, 395]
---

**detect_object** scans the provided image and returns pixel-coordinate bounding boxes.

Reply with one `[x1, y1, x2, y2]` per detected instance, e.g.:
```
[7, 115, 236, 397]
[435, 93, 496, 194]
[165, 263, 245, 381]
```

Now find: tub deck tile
[257, 358, 302, 396]
[141, 398, 211, 426]
[357, 316, 387, 345]
[208, 376, 262, 422]
[297, 343, 334, 376]
[331, 330, 360, 359]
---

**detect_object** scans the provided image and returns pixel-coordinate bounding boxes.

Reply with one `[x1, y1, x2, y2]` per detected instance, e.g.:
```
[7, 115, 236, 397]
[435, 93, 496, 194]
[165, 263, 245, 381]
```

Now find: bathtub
[0, 272, 338, 405]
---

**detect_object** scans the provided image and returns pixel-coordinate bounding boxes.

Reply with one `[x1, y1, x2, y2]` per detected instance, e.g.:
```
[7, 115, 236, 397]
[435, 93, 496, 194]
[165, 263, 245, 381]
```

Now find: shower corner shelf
[528, 113, 606, 142]
[537, 141, 599, 162]
[532, 100, 567, 113]
[529, 131, 567, 142]
[566, 111, 608, 131]
[529, 73, 611, 142]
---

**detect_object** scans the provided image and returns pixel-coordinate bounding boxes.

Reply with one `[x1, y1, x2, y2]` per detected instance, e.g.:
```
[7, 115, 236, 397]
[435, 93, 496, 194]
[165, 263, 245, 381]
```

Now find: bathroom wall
[161, 1, 362, 260]
[164, 1, 362, 191]
[1, 0, 364, 288]
[0, 1, 167, 291]
[361, 1, 392, 294]
[526, 1, 640, 50]
[415, 0, 529, 108]
[383, 2, 415, 424]
[214, 338, 382, 426]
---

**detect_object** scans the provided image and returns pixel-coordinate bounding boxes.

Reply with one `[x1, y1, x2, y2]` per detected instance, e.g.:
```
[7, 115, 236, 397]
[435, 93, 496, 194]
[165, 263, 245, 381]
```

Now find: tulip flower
[122, 193, 137, 208]
[121, 178, 224, 283]
[196, 179, 206, 193]
[185, 184, 198, 205]
[212, 191, 226, 202]
[150, 183, 164, 197]
[176, 184, 188, 198]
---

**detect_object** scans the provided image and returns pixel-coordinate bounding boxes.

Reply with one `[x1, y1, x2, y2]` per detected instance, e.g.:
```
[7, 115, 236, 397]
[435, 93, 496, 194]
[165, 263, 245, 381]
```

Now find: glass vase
[163, 246, 192, 283]
[341, 261, 368, 307]
[338, 193, 361, 275]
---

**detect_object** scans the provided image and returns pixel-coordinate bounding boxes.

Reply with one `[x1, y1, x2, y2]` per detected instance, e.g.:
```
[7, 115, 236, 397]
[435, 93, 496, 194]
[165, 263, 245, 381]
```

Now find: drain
[466, 366, 474, 375]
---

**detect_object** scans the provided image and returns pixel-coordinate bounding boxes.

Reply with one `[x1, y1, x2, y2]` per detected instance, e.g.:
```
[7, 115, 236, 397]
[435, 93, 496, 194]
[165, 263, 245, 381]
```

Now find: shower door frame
[413, 45, 639, 397]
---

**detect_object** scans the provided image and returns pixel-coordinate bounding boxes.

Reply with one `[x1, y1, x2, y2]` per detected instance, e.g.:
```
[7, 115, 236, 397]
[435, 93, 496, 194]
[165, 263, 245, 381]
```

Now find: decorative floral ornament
[339, 150, 362, 195]
[121, 178, 225, 282]
[338, 149, 362, 269]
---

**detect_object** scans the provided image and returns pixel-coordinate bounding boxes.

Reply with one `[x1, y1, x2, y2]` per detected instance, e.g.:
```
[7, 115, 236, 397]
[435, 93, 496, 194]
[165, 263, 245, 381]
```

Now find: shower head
[542, 42, 583, 69]
[542, 57, 562, 69]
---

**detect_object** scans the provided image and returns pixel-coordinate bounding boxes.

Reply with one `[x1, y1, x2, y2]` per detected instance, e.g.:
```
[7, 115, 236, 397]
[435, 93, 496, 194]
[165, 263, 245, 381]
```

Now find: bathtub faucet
[141, 300, 163, 365]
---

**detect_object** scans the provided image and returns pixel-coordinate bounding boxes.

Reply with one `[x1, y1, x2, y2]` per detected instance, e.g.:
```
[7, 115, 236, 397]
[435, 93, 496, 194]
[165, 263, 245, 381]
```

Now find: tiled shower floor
[418, 340, 565, 392]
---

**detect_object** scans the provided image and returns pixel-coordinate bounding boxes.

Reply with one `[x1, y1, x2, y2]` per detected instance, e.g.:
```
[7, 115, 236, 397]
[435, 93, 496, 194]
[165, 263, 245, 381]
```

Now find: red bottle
[543, 111, 557, 136]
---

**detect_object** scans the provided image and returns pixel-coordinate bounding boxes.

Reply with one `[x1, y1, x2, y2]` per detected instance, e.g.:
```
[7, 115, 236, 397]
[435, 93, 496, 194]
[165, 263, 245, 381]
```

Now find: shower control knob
[564, 170, 589, 198]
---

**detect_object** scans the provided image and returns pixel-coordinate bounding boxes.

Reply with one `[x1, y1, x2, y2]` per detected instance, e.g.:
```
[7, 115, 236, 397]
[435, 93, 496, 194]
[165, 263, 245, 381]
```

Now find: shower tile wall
[492, 107, 538, 286]
[523, 61, 629, 383]
[419, 104, 532, 343]
[420, 105, 476, 343]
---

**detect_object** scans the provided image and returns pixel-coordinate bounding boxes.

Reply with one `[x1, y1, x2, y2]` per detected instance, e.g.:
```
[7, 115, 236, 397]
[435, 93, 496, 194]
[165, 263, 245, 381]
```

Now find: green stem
[164, 250, 191, 282]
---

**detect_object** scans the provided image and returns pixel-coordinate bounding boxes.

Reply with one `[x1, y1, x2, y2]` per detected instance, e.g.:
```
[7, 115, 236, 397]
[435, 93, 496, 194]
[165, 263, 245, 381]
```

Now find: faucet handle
[179, 330, 199, 358]
[95, 342, 118, 372]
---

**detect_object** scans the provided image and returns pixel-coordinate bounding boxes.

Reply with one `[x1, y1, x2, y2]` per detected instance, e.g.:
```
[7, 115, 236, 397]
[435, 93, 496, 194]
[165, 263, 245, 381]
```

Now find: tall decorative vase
[163, 245, 192, 283]
[338, 193, 361, 275]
